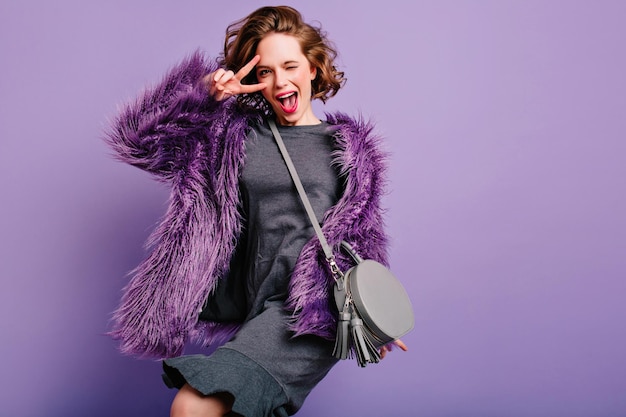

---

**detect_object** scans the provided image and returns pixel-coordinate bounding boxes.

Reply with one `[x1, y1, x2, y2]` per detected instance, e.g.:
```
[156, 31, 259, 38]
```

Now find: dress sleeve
[104, 51, 220, 180]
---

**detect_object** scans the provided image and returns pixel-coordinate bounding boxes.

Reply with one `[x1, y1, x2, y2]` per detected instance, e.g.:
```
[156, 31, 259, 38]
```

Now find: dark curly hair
[220, 6, 346, 110]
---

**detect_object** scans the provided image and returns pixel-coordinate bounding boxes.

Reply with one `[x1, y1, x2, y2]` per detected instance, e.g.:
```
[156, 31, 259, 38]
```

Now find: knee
[170, 384, 232, 417]
[170, 385, 204, 417]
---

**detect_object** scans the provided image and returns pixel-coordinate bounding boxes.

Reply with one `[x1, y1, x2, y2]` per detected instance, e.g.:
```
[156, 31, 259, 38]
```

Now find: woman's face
[255, 33, 318, 126]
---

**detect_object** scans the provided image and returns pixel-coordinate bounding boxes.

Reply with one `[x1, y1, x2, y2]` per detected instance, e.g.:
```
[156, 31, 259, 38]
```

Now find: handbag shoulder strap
[267, 119, 338, 264]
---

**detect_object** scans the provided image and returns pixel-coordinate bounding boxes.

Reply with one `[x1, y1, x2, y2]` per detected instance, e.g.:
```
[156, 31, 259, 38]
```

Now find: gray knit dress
[162, 120, 341, 417]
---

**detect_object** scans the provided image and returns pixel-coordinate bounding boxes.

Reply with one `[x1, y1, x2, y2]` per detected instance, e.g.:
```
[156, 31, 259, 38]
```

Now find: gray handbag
[268, 119, 414, 367]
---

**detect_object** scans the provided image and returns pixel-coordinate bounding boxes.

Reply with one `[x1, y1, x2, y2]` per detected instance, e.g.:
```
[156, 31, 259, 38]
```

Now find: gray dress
[162, 120, 341, 417]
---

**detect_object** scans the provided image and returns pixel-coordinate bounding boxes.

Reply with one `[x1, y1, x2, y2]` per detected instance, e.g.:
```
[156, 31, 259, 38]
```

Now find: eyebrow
[256, 60, 300, 69]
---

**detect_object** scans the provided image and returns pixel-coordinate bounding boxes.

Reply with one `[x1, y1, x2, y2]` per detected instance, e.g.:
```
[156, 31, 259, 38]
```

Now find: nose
[274, 69, 287, 88]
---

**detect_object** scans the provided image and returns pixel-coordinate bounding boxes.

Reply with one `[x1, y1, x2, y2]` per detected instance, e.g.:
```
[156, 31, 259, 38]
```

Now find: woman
[106, 6, 406, 417]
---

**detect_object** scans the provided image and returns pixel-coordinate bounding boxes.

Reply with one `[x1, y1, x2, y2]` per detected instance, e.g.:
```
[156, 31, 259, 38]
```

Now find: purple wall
[1, 1, 625, 416]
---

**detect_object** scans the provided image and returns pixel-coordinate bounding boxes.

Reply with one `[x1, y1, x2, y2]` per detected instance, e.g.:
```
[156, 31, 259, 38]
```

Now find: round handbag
[333, 241, 414, 366]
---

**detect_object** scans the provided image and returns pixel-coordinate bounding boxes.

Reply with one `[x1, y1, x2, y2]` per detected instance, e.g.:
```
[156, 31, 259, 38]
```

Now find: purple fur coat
[105, 51, 389, 359]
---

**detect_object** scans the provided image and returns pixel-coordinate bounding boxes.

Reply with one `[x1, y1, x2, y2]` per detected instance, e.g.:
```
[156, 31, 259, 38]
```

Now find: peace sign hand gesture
[204, 55, 267, 101]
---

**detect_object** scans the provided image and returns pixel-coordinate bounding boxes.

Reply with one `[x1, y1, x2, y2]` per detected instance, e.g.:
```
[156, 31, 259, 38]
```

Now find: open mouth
[277, 91, 298, 114]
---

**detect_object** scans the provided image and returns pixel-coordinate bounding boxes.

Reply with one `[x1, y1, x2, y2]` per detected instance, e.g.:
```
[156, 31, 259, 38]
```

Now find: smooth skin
[176, 34, 408, 416]
[170, 384, 235, 417]
[204, 54, 266, 102]
[254, 33, 319, 126]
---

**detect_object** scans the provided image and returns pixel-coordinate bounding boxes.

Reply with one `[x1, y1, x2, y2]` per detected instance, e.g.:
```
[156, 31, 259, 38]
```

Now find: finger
[211, 70, 235, 98]
[379, 346, 388, 359]
[394, 339, 409, 351]
[208, 70, 227, 96]
[215, 70, 235, 86]
[235, 54, 262, 80]
[209, 69, 226, 90]
[239, 82, 267, 94]
[215, 88, 232, 102]
[206, 70, 223, 96]
[211, 68, 227, 82]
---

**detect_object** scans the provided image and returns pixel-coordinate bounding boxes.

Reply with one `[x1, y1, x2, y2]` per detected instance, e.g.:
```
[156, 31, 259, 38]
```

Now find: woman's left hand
[379, 339, 408, 360]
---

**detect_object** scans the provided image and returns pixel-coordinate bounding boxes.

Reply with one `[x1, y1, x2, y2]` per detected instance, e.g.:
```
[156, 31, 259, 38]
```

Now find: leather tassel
[351, 312, 381, 367]
[333, 310, 352, 360]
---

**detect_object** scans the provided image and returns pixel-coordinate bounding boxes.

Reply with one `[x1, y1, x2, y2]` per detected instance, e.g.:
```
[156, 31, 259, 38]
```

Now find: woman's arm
[324, 113, 390, 266]
[104, 51, 220, 179]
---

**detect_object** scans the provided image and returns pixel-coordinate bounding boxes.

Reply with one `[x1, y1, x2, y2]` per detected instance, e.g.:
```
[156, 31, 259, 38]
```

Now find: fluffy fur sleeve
[287, 112, 390, 339]
[104, 53, 253, 359]
[104, 51, 220, 180]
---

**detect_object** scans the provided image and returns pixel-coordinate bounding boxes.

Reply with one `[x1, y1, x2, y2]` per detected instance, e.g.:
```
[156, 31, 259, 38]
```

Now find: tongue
[281, 94, 298, 113]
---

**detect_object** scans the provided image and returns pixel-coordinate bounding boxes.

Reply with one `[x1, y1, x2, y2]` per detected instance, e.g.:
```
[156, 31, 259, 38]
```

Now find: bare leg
[170, 384, 235, 417]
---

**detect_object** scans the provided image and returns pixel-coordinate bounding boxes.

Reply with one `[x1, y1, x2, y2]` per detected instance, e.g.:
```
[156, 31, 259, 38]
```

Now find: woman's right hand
[204, 55, 267, 101]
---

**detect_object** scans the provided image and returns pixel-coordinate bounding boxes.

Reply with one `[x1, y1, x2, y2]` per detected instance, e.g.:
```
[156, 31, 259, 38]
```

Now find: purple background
[1, 1, 625, 416]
